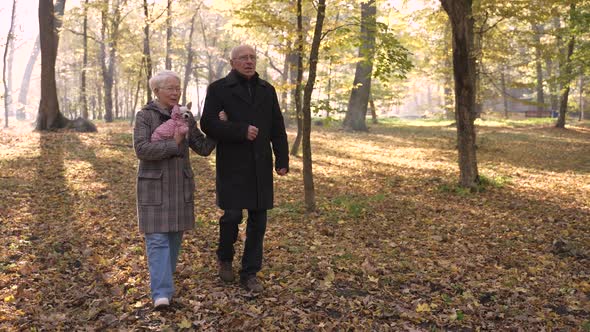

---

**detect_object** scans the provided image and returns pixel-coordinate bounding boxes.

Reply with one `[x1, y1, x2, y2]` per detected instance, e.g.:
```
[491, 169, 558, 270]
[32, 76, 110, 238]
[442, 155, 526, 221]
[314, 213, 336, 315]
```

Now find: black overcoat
[200, 71, 289, 210]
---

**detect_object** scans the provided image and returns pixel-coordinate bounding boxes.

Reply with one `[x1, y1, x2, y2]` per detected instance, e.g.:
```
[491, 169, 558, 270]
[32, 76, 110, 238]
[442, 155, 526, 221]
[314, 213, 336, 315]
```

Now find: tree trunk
[3, 0, 17, 128]
[343, 0, 376, 132]
[443, 21, 454, 120]
[287, 49, 298, 118]
[578, 72, 584, 121]
[533, 24, 545, 116]
[36, 0, 70, 131]
[194, 66, 201, 115]
[441, 0, 479, 189]
[501, 67, 509, 119]
[290, 0, 304, 156]
[556, 4, 576, 129]
[130, 57, 144, 126]
[17, 36, 40, 120]
[301, 0, 326, 213]
[280, 42, 291, 113]
[81, 0, 89, 119]
[182, 13, 198, 105]
[111, 0, 122, 120]
[143, 0, 152, 102]
[215, 47, 229, 80]
[100, 0, 122, 122]
[552, 16, 563, 114]
[100, 2, 113, 122]
[369, 95, 377, 124]
[325, 11, 339, 119]
[165, 0, 172, 70]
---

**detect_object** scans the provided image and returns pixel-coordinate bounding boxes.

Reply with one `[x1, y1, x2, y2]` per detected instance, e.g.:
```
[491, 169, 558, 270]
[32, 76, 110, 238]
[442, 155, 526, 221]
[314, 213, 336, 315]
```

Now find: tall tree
[580, 74, 585, 121]
[165, 0, 172, 70]
[100, 0, 123, 122]
[100, 1, 113, 122]
[80, 0, 89, 119]
[343, 0, 377, 132]
[533, 24, 546, 115]
[16, 36, 40, 120]
[16, 0, 66, 120]
[37, 0, 70, 130]
[301, 0, 327, 212]
[143, 0, 152, 102]
[556, 3, 576, 128]
[182, 12, 198, 105]
[290, 0, 304, 156]
[441, 0, 479, 189]
[3, 0, 17, 128]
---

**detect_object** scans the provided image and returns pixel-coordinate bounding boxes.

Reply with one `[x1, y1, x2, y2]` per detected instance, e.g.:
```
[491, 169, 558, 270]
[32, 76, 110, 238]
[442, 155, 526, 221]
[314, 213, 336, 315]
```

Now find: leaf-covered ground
[0, 119, 589, 331]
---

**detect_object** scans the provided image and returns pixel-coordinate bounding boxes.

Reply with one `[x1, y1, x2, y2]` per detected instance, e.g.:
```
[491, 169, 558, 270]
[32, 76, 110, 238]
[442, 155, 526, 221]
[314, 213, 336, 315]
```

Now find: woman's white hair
[149, 70, 181, 92]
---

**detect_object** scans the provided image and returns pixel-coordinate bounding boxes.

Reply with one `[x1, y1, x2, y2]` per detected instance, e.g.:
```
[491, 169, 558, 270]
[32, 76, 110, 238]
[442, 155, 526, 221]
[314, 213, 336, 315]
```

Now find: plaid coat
[133, 101, 216, 233]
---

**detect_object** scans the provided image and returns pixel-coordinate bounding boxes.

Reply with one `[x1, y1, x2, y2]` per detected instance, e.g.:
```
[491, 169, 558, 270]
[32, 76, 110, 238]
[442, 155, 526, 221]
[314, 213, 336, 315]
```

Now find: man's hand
[246, 125, 259, 141]
[174, 130, 185, 146]
[219, 111, 228, 121]
[276, 168, 288, 176]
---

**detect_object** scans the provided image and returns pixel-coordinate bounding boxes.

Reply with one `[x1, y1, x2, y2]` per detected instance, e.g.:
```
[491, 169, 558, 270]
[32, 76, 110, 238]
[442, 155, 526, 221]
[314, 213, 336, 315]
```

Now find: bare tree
[143, 0, 153, 102]
[290, 0, 304, 156]
[301, 0, 327, 212]
[578, 71, 584, 121]
[3, 0, 17, 128]
[165, 0, 172, 70]
[182, 12, 198, 105]
[81, 0, 89, 119]
[533, 24, 545, 115]
[16, 36, 40, 120]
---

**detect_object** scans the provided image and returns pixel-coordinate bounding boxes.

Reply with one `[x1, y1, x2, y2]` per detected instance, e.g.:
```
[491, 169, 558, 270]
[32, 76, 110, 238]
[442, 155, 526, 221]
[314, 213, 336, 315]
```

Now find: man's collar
[225, 70, 265, 87]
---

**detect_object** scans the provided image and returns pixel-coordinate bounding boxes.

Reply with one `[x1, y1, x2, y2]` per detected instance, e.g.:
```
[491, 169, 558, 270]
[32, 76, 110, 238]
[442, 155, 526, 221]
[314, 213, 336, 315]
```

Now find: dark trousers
[216, 209, 267, 279]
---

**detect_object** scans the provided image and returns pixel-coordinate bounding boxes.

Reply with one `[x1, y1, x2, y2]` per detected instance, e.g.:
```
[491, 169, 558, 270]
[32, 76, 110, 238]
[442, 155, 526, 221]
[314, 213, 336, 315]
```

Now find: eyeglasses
[161, 86, 181, 92]
[234, 55, 257, 62]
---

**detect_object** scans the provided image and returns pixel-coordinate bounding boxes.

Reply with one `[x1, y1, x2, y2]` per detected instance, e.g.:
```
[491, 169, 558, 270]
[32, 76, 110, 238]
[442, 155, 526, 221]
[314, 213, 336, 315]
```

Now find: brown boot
[218, 260, 235, 282]
[240, 276, 263, 293]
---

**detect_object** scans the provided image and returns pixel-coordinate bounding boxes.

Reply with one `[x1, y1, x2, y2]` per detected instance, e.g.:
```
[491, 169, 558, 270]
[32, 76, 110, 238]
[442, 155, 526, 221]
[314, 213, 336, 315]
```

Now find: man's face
[230, 47, 256, 79]
[155, 77, 181, 109]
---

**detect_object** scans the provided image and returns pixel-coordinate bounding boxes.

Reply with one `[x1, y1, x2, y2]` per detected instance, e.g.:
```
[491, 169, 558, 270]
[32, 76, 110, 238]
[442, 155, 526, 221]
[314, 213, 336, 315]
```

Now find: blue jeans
[145, 232, 183, 300]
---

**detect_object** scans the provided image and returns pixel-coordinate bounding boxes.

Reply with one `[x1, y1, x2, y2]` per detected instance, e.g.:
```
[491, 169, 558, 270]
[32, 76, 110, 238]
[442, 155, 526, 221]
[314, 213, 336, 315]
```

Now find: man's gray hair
[230, 45, 255, 59]
[149, 70, 181, 92]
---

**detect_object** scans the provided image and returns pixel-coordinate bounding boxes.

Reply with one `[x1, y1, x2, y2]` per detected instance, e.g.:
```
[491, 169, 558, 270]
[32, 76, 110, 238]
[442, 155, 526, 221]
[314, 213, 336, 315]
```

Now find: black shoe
[240, 276, 263, 293]
[218, 260, 235, 282]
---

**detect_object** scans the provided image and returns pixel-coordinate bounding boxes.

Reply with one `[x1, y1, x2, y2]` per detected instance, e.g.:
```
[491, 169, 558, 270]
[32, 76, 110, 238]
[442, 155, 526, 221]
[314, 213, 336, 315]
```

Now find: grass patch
[437, 182, 471, 196]
[477, 117, 556, 127]
[478, 174, 512, 188]
[272, 201, 305, 217]
[330, 195, 372, 218]
[437, 174, 511, 195]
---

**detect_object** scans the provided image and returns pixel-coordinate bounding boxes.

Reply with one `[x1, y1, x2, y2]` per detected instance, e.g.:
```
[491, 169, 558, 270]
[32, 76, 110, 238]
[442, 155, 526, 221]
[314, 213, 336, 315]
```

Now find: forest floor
[0, 118, 589, 331]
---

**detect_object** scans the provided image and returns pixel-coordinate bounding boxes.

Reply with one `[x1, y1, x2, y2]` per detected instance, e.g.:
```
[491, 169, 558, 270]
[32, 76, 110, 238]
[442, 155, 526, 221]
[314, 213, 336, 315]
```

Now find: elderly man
[200, 44, 289, 293]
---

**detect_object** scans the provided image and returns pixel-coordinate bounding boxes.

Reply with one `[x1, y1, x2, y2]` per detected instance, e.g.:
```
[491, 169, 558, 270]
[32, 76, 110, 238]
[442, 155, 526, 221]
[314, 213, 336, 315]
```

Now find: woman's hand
[219, 111, 228, 121]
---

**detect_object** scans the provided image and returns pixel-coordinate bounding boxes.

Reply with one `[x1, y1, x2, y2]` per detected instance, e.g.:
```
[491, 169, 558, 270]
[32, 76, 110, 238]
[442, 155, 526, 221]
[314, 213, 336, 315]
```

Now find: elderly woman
[133, 70, 215, 309]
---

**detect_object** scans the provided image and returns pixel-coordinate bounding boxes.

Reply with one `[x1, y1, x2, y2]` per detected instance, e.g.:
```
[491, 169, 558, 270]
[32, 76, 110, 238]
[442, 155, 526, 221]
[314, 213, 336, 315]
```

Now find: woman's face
[155, 77, 181, 109]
